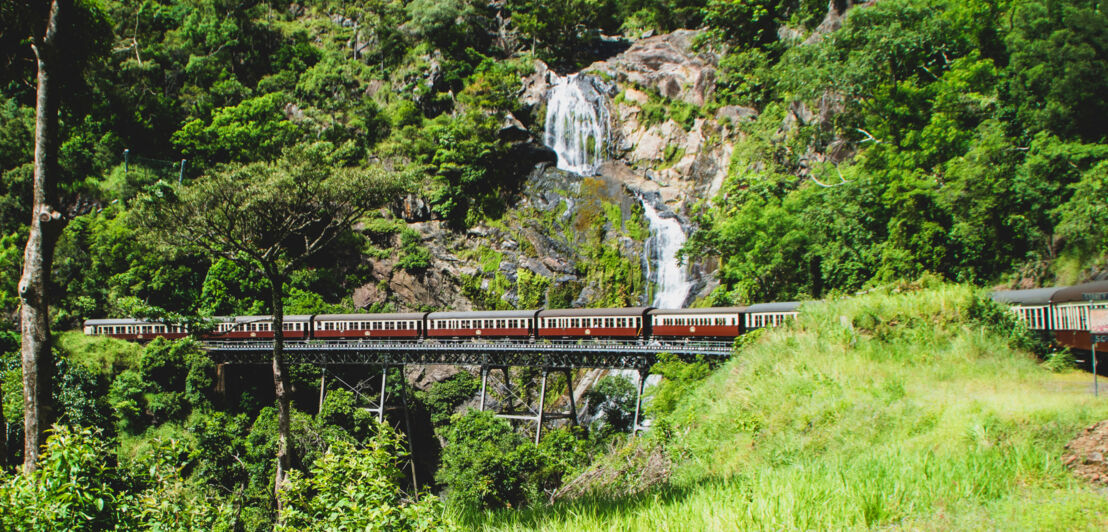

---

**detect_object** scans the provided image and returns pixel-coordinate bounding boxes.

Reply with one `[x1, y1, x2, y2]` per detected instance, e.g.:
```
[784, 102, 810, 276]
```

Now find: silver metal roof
[1052, 281, 1108, 304]
[427, 310, 540, 320]
[84, 318, 162, 326]
[648, 307, 747, 316]
[538, 307, 653, 318]
[228, 315, 312, 323]
[989, 288, 1058, 306]
[318, 312, 428, 321]
[745, 301, 801, 313]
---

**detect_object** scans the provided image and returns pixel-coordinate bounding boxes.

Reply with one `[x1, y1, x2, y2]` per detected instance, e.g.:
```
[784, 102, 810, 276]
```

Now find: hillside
[476, 284, 1108, 530]
[3, 0, 1108, 528]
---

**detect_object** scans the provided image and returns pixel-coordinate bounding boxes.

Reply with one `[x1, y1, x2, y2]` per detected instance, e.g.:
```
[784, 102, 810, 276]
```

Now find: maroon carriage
[537, 307, 651, 339]
[83, 318, 189, 341]
[648, 307, 746, 339]
[203, 315, 312, 341]
[426, 310, 539, 339]
[313, 312, 427, 340]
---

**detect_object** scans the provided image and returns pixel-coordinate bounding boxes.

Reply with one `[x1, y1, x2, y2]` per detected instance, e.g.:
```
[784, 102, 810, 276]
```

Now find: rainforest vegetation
[1, 0, 1108, 529]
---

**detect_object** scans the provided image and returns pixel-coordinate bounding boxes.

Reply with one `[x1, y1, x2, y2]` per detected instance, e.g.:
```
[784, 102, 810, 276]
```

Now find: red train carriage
[426, 310, 539, 339]
[537, 307, 651, 339]
[205, 315, 311, 341]
[83, 318, 189, 341]
[648, 307, 746, 339]
[313, 312, 427, 340]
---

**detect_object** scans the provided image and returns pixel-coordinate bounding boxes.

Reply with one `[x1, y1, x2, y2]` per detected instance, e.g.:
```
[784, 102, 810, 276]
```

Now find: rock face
[586, 30, 719, 107]
[585, 30, 734, 219]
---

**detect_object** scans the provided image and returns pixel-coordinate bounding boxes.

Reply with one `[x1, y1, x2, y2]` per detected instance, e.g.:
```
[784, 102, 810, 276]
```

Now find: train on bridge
[82, 280, 1108, 351]
[83, 303, 801, 343]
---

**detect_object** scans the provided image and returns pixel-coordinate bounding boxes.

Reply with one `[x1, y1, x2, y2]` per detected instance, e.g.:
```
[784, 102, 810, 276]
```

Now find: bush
[583, 375, 636, 438]
[436, 410, 541, 509]
[418, 372, 479, 426]
[278, 426, 448, 531]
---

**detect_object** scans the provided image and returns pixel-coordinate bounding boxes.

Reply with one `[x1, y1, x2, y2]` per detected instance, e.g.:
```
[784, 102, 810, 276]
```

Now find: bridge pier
[478, 365, 580, 443]
[632, 368, 648, 435]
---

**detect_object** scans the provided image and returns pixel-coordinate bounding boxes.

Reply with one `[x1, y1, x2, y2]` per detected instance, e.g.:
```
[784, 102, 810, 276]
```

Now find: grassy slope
[480, 285, 1108, 530]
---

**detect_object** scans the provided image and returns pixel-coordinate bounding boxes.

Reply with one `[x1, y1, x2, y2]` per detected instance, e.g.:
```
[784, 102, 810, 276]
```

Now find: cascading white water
[641, 200, 692, 308]
[543, 74, 610, 176]
[541, 72, 685, 429]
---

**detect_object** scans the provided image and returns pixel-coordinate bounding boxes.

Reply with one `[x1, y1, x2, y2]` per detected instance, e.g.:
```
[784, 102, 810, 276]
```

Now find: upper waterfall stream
[543, 74, 610, 176]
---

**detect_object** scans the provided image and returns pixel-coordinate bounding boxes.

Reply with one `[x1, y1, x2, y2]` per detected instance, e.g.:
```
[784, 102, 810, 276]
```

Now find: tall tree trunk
[268, 271, 292, 513]
[20, 0, 65, 474]
[0, 384, 6, 467]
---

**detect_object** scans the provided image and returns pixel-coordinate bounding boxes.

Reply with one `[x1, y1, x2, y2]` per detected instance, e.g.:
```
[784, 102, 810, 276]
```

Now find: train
[989, 280, 1108, 351]
[82, 303, 801, 343]
[82, 279, 1108, 350]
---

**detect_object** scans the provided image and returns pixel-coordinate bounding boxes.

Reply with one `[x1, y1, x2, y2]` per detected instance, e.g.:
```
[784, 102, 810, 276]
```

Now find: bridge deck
[205, 338, 733, 369]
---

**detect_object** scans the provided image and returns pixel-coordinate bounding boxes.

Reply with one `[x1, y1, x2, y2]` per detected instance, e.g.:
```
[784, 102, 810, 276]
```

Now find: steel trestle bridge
[207, 338, 734, 442]
[205, 338, 733, 368]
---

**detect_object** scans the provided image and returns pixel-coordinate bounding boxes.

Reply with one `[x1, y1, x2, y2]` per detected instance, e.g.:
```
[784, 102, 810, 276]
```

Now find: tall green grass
[471, 285, 1108, 530]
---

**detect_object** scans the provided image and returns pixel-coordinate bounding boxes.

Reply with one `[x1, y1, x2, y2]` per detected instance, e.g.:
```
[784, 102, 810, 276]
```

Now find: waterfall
[641, 200, 692, 308]
[540, 71, 690, 308]
[543, 74, 610, 176]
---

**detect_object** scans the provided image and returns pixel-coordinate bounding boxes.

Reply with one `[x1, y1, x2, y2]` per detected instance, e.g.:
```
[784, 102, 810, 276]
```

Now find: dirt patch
[1064, 420, 1108, 484]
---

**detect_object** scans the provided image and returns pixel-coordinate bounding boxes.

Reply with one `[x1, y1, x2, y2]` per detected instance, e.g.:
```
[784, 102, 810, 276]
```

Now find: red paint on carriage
[538, 327, 639, 338]
[651, 324, 740, 337]
[315, 329, 419, 339]
[427, 327, 531, 338]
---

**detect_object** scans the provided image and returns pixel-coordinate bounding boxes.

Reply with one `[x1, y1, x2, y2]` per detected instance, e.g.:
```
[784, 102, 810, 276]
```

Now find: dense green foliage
[688, 0, 1108, 302]
[436, 410, 588, 510]
[278, 434, 448, 531]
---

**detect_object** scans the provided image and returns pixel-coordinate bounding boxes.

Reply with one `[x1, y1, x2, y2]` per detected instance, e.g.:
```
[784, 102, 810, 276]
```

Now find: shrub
[278, 426, 448, 531]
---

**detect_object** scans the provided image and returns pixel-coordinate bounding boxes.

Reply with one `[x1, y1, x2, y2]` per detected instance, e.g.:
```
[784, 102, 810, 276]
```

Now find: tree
[17, 0, 68, 474]
[6, 0, 107, 473]
[141, 142, 407, 508]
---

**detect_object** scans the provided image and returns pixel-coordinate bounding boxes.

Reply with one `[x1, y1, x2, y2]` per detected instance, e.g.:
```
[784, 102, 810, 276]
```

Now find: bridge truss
[206, 338, 734, 445]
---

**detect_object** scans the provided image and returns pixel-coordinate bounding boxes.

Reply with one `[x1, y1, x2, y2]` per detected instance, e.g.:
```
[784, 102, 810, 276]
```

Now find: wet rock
[499, 113, 531, 143]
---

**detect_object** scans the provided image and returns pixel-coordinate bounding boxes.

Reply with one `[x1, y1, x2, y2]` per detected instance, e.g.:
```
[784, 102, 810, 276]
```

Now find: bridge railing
[202, 337, 734, 353]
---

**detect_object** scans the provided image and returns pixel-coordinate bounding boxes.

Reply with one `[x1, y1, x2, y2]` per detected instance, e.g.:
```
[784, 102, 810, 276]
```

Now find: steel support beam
[565, 368, 577, 426]
[632, 368, 648, 435]
[204, 339, 731, 370]
[479, 366, 488, 411]
[535, 370, 548, 444]
[376, 367, 387, 422]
